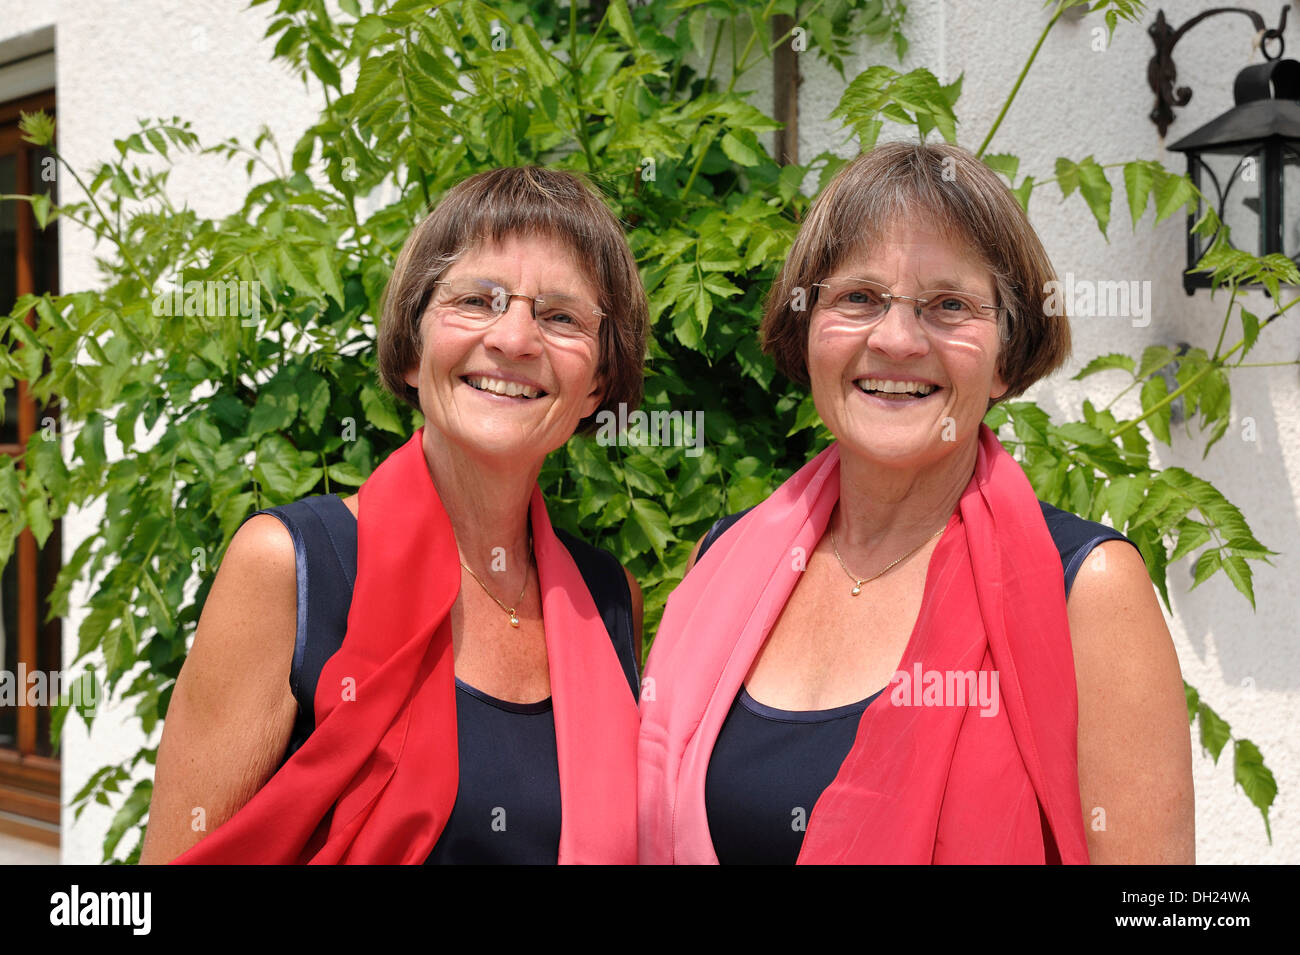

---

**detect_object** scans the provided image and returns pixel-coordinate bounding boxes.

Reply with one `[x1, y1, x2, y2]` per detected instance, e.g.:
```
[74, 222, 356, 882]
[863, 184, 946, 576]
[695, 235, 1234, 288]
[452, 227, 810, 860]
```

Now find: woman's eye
[936, 297, 969, 311]
[844, 290, 879, 305]
[542, 311, 576, 324]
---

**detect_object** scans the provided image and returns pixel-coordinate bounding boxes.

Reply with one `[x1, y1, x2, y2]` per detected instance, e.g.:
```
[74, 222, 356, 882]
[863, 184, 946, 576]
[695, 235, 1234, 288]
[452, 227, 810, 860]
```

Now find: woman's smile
[461, 372, 549, 400]
[852, 375, 944, 406]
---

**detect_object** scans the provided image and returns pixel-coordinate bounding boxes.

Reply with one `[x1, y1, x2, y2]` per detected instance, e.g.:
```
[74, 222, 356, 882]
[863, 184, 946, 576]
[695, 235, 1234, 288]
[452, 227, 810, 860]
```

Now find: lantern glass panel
[1200, 148, 1264, 256]
[1283, 146, 1300, 260]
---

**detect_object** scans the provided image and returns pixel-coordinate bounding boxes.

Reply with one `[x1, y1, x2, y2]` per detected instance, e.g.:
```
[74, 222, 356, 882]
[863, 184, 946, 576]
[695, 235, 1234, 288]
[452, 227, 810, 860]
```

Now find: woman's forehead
[444, 233, 596, 294]
[832, 223, 994, 290]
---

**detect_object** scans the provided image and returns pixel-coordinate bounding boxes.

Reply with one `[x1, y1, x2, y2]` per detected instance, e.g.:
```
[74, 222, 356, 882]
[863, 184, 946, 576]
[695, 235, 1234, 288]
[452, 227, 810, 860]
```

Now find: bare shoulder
[180, 513, 299, 688]
[339, 492, 359, 520]
[1066, 539, 1163, 644]
[1067, 539, 1195, 863]
[140, 513, 300, 862]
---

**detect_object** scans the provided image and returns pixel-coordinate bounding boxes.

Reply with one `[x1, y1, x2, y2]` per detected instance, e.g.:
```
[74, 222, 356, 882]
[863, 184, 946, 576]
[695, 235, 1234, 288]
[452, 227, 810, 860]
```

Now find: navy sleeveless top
[257, 494, 639, 865]
[699, 500, 1136, 865]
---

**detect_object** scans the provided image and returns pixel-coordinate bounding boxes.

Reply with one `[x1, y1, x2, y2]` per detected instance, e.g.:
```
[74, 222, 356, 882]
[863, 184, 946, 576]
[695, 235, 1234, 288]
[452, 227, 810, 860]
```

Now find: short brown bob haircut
[761, 141, 1071, 404]
[378, 166, 647, 435]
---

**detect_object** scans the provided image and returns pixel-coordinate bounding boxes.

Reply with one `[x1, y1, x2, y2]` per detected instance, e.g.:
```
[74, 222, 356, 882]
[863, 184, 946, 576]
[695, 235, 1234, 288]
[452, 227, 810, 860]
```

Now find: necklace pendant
[850, 582, 862, 596]
[508, 611, 520, 628]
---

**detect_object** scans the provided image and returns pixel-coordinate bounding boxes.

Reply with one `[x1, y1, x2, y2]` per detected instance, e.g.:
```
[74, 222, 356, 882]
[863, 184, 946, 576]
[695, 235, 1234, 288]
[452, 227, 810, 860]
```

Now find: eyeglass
[431, 280, 603, 342]
[812, 277, 1008, 336]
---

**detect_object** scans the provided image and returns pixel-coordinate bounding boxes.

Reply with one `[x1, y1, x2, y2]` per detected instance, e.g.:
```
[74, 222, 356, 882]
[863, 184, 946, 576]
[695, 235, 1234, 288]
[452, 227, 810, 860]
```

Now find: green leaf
[1191, 549, 1222, 589]
[1139, 374, 1171, 444]
[1154, 170, 1196, 223]
[1011, 174, 1034, 209]
[248, 377, 301, 436]
[103, 779, 152, 858]
[360, 385, 406, 435]
[607, 0, 639, 49]
[1169, 518, 1211, 562]
[1196, 701, 1230, 763]
[1054, 157, 1079, 199]
[1076, 157, 1112, 237]
[24, 493, 52, 548]
[787, 394, 822, 436]
[720, 131, 763, 167]
[29, 192, 52, 229]
[982, 153, 1019, 183]
[629, 497, 674, 558]
[1233, 739, 1276, 842]
[1122, 160, 1154, 226]
[1073, 352, 1135, 380]
[327, 462, 366, 487]
[1220, 554, 1255, 609]
[1136, 344, 1177, 379]
[1104, 474, 1146, 530]
[306, 45, 342, 90]
[310, 248, 345, 307]
[1239, 308, 1260, 358]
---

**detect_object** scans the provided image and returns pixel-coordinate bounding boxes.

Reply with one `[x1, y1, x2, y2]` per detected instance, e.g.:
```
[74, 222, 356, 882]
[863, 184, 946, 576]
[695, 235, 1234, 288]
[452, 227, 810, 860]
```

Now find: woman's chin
[424, 420, 557, 467]
[837, 428, 960, 470]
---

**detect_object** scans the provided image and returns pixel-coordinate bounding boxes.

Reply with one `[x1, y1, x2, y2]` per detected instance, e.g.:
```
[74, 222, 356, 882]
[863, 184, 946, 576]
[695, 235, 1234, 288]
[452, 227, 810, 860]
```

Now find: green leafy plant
[0, 0, 1281, 859]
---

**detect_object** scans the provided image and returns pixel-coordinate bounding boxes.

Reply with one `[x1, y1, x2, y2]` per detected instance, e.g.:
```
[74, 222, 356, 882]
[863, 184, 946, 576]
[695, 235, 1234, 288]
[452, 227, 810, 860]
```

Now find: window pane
[0, 151, 17, 446]
[0, 553, 17, 748]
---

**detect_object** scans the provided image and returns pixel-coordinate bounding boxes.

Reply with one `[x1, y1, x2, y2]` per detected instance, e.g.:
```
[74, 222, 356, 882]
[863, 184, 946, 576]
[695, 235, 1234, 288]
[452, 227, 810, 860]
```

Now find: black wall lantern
[1149, 5, 1300, 293]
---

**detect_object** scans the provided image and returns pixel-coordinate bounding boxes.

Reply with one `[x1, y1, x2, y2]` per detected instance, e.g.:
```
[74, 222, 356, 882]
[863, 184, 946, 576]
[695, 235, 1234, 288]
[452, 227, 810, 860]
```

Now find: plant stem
[975, 1, 1065, 158]
[1108, 338, 1246, 442]
[757, 0, 829, 60]
[705, 15, 724, 85]
[1211, 288, 1237, 361]
[54, 154, 152, 289]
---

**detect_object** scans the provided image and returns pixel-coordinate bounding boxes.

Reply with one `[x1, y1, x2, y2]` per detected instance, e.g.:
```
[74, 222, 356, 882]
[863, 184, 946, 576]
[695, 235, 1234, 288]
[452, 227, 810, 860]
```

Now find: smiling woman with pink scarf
[638, 142, 1195, 865]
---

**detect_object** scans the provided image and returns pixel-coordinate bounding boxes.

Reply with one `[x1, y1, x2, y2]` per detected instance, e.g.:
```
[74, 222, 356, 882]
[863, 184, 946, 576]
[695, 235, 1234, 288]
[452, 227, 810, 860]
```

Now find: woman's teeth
[856, 378, 939, 398]
[464, 375, 544, 399]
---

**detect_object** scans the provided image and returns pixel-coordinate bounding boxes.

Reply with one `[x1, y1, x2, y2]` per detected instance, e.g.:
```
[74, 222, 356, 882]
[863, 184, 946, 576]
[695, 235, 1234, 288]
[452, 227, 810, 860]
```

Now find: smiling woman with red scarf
[141, 167, 647, 864]
[638, 142, 1195, 865]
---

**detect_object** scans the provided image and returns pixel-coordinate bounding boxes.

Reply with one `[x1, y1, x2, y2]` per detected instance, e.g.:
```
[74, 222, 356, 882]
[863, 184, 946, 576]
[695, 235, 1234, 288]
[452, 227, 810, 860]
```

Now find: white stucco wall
[0, 0, 1294, 863]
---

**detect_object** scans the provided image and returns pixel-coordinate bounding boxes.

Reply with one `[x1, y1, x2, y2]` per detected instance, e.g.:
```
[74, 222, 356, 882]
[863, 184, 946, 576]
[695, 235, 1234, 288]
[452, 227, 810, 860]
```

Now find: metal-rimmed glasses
[812, 277, 1009, 339]
[431, 279, 603, 342]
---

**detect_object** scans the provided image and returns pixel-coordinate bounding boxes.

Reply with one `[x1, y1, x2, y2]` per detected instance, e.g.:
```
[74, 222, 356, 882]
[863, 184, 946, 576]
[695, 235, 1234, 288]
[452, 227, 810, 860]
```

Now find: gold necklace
[459, 534, 532, 627]
[829, 525, 945, 596]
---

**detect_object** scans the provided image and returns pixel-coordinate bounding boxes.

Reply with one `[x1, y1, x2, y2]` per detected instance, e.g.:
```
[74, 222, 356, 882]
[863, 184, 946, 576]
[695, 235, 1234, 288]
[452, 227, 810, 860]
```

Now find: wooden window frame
[0, 87, 60, 847]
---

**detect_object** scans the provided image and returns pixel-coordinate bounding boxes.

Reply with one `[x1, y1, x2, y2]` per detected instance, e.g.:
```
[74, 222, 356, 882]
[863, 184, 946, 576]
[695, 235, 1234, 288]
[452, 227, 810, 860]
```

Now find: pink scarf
[174, 428, 638, 864]
[638, 424, 1089, 864]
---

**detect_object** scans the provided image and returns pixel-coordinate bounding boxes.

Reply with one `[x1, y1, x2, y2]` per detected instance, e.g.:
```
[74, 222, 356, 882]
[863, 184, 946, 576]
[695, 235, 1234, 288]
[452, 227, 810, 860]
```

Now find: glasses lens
[438, 282, 500, 318]
[533, 293, 601, 339]
[825, 279, 888, 319]
[437, 282, 600, 339]
[921, 291, 982, 326]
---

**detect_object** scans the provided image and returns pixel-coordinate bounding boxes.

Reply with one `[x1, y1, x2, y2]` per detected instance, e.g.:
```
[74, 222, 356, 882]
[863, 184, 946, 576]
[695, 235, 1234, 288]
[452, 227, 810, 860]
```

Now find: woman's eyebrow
[454, 276, 590, 298]
[922, 276, 985, 292]
[838, 272, 983, 293]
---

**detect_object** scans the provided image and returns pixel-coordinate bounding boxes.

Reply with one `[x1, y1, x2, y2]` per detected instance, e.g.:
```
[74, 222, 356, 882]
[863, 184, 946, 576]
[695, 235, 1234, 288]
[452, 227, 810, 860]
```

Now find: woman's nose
[868, 296, 930, 355]
[483, 295, 543, 355]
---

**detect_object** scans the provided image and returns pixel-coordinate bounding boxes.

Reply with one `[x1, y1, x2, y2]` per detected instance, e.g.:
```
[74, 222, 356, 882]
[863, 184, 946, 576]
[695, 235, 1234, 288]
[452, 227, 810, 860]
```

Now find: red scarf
[174, 428, 639, 864]
[638, 424, 1089, 863]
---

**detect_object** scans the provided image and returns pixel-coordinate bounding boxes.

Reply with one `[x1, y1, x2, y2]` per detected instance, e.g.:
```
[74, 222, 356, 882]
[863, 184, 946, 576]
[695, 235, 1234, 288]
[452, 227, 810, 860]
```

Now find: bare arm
[138, 514, 300, 863]
[1068, 540, 1195, 864]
